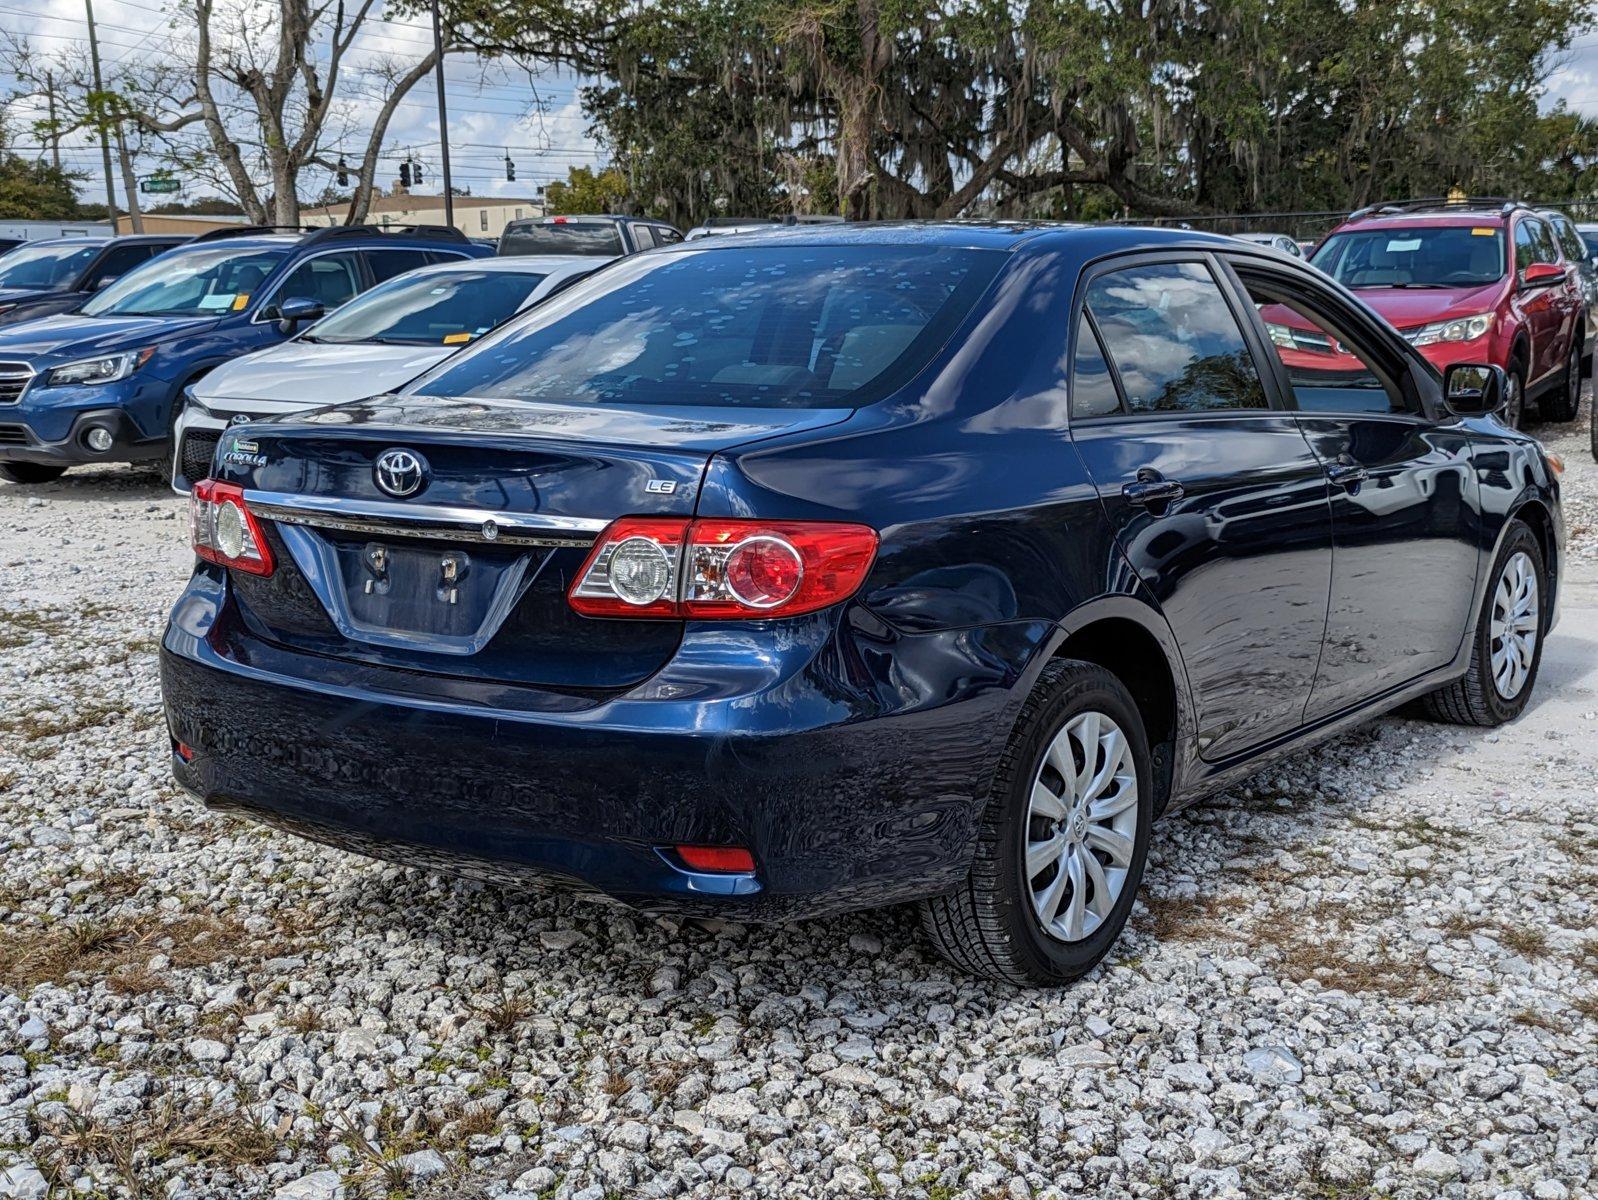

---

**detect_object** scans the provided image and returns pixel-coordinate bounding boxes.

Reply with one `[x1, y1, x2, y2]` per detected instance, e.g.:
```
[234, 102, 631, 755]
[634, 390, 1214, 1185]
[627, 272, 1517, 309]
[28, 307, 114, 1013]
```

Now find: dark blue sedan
[159, 223, 1564, 984]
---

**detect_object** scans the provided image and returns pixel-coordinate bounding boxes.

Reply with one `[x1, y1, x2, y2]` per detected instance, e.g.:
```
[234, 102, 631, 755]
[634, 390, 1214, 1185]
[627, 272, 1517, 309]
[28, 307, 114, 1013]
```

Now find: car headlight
[1404, 313, 1493, 347]
[46, 348, 155, 387]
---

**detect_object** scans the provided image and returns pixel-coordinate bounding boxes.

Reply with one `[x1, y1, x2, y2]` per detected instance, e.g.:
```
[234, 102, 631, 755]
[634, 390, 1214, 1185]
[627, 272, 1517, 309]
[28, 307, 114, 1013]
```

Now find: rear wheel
[0, 463, 67, 485]
[1542, 339, 1581, 423]
[1591, 383, 1598, 461]
[920, 660, 1152, 985]
[1422, 521, 1546, 726]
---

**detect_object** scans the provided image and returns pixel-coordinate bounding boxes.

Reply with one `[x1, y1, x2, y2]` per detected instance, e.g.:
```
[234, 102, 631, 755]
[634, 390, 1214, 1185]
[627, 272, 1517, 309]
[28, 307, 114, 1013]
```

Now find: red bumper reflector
[675, 845, 756, 873]
[175, 741, 195, 762]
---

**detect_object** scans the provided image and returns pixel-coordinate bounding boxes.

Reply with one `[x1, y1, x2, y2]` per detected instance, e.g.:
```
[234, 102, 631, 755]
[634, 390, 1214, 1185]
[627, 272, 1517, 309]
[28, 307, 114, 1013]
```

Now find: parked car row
[0, 206, 1575, 982]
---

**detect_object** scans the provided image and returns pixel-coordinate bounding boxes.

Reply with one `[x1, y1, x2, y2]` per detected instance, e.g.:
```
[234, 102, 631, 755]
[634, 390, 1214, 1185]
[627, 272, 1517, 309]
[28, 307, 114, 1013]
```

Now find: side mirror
[1519, 262, 1564, 288]
[274, 295, 323, 334]
[1442, 363, 1506, 418]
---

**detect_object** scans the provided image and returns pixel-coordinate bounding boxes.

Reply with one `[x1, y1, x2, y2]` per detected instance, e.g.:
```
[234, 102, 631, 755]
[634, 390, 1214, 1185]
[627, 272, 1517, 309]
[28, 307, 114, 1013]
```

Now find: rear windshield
[0, 241, 101, 290]
[410, 244, 1002, 409]
[303, 269, 547, 346]
[499, 222, 624, 257]
[1312, 226, 1506, 288]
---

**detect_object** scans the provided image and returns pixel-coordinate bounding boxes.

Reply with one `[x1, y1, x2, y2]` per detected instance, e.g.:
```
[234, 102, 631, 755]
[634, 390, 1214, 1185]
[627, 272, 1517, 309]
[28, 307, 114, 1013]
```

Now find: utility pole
[84, 0, 122, 231]
[45, 73, 61, 171]
[428, 0, 454, 230]
[115, 134, 145, 233]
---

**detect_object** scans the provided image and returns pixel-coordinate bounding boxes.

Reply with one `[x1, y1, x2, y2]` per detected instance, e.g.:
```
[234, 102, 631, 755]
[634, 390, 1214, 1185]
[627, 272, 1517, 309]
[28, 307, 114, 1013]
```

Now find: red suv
[1311, 200, 1586, 427]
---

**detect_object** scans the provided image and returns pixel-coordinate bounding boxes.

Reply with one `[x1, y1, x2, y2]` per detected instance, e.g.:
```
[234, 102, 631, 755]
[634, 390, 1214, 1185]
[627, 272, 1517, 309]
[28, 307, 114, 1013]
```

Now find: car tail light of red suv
[569, 517, 878, 619]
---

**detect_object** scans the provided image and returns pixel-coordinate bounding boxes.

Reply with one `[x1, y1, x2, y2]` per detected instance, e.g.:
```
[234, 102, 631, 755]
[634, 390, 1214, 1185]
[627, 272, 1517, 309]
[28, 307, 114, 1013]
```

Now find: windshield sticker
[1385, 238, 1422, 252]
[197, 293, 237, 311]
[232, 293, 250, 310]
[1472, 228, 1496, 237]
[443, 332, 471, 344]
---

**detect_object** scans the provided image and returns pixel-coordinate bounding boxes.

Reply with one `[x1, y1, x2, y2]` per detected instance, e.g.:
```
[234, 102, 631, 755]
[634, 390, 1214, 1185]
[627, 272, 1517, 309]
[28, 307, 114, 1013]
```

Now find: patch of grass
[0, 913, 283, 993]
[1136, 892, 1248, 942]
[1511, 1008, 1563, 1032]
[1573, 994, 1598, 1022]
[1249, 905, 1453, 1001]
[475, 992, 532, 1036]
[1497, 926, 1548, 959]
[38, 1099, 276, 1195]
[0, 696, 132, 743]
[1440, 913, 1491, 940]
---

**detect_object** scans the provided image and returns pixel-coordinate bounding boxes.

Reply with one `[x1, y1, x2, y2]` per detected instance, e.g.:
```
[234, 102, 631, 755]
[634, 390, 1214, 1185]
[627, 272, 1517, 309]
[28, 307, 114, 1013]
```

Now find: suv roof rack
[190, 224, 310, 243]
[1347, 197, 1529, 221]
[302, 223, 470, 246]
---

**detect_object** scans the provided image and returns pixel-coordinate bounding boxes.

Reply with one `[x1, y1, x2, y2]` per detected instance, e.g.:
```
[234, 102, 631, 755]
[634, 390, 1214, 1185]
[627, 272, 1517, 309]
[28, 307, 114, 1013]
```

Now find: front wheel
[920, 660, 1153, 985]
[1421, 521, 1546, 726]
[0, 463, 67, 485]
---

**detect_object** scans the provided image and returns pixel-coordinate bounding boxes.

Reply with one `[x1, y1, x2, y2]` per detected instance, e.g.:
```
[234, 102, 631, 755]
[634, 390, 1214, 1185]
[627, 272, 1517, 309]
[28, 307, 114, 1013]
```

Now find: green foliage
[545, 166, 630, 215]
[0, 152, 88, 220]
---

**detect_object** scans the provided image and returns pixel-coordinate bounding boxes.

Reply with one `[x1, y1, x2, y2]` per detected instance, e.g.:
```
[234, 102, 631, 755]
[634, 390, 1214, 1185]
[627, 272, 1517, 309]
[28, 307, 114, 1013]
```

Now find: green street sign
[140, 177, 180, 194]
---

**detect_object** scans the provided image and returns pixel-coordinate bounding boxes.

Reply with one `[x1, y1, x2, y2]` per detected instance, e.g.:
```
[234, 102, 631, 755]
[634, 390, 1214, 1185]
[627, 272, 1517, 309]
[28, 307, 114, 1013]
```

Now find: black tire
[920, 659, 1153, 986]
[1542, 339, 1581, 423]
[1503, 358, 1527, 429]
[0, 463, 67, 485]
[1421, 521, 1546, 727]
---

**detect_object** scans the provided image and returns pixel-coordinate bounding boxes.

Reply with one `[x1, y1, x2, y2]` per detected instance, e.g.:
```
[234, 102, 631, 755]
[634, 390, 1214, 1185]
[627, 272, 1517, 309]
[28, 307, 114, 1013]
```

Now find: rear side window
[364, 248, 434, 285]
[1548, 216, 1586, 262]
[1070, 319, 1123, 418]
[85, 243, 160, 290]
[1086, 261, 1268, 414]
[499, 222, 625, 257]
[412, 244, 1002, 409]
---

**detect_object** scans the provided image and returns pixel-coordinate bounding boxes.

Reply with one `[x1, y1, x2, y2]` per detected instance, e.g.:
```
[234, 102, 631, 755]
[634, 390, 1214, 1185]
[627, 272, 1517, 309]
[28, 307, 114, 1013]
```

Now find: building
[112, 213, 252, 236]
[2, 218, 114, 240]
[302, 192, 547, 240]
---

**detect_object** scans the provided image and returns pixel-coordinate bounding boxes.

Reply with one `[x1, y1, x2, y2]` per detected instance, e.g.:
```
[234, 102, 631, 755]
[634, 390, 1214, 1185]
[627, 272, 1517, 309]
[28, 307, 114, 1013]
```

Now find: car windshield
[499, 222, 625, 257]
[1312, 226, 1506, 288]
[409, 244, 1002, 410]
[0, 241, 101, 290]
[82, 245, 289, 317]
[302, 268, 548, 346]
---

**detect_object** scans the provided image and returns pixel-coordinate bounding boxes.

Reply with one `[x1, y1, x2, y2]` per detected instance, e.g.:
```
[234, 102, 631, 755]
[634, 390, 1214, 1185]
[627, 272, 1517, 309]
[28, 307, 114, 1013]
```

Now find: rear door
[1069, 253, 1335, 761]
[1226, 256, 1480, 715]
[1515, 215, 1565, 384]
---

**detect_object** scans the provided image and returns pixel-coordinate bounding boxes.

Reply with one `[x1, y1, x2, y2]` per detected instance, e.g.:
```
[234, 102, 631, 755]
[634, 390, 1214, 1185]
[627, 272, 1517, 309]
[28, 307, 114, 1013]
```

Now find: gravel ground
[1, 419, 1595, 1200]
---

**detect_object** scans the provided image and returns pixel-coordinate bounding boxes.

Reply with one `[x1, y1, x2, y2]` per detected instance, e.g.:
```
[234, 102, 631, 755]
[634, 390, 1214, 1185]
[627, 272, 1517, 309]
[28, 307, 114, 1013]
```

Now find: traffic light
[505, 154, 516, 182]
[399, 159, 412, 189]
[336, 157, 349, 188]
[413, 159, 425, 184]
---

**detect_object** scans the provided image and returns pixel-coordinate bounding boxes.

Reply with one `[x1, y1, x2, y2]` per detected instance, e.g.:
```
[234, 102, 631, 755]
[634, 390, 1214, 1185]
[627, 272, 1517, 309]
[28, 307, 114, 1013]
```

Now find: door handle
[1122, 470, 1185, 509]
[1326, 455, 1369, 489]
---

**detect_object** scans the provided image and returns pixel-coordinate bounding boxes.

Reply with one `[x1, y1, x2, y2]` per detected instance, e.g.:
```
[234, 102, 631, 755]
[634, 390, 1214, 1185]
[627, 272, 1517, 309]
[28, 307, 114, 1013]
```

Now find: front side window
[0, 241, 102, 290]
[303, 269, 547, 346]
[1530, 219, 1561, 265]
[1239, 272, 1411, 416]
[82, 245, 288, 316]
[1085, 261, 1268, 414]
[411, 244, 1002, 409]
[1514, 220, 1539, 273]
[273, 251, 362, 311]
[1315, 226, 1506, 289]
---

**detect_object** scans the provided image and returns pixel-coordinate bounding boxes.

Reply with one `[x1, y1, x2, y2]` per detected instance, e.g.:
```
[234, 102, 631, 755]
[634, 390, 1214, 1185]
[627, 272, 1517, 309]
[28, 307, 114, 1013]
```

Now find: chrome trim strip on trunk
[242, 489, 605, 548]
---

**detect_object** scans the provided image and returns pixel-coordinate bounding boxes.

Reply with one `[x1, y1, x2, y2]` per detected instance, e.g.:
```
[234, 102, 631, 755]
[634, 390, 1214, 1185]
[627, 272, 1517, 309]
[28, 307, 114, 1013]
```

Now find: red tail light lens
[674, 845, 756, 873]
[569, 517, 877, 619]
[190, 479, 275, 576]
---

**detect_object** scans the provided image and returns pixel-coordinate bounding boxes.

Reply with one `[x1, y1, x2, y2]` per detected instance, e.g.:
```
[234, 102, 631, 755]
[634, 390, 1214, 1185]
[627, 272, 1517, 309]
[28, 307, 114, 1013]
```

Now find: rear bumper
[160, 571, 1047, 919]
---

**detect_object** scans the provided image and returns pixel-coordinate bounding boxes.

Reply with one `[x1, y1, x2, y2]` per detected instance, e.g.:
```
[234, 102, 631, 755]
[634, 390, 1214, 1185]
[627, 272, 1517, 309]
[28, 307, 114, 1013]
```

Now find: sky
[2, 0, 606, 210]
[4, 0, 1597, 213]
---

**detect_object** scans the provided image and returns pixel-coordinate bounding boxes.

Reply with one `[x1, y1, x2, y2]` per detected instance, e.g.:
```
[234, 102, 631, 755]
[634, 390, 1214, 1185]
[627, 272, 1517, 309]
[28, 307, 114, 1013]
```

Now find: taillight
[569, 517, 877, 619]
[190, 479, 274, 576]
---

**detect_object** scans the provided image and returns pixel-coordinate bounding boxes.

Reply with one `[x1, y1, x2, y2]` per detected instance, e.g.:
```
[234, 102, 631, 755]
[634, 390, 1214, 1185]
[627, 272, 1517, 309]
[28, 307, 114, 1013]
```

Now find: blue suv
[0, 224, 487, 484]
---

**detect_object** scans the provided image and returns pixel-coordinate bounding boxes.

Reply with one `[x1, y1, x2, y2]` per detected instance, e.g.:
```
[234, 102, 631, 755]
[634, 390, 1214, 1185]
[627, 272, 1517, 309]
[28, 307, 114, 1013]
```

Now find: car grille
[0, 362, 32, 404]
[180, 428, 223, 485]
[0, 424, 30, 446]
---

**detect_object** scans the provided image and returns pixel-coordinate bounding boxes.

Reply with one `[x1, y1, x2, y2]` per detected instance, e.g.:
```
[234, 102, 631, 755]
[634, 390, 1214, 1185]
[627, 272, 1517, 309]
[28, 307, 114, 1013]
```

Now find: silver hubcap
[1024, 710, 1139, 943]
[1489, 551, 1539, 700]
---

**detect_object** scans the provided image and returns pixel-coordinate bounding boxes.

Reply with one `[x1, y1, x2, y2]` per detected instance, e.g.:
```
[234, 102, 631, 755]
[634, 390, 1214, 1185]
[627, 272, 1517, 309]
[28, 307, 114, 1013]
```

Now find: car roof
[1330, 209, 1513, 233]
[19, 236, 111, 248]
[653, 219, 1253, 256]
[403, 254, 607, 277]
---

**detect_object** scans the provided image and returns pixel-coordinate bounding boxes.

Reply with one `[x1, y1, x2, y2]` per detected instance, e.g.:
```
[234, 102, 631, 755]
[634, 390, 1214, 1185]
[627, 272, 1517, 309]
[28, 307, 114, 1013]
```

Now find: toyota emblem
[374, 448, 429, 498]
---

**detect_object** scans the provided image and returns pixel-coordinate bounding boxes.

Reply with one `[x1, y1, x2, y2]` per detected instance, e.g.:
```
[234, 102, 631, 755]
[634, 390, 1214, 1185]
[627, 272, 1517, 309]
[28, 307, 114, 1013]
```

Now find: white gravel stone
[0, 1164, 47, 1200]
[0, 425, 1594, 1198]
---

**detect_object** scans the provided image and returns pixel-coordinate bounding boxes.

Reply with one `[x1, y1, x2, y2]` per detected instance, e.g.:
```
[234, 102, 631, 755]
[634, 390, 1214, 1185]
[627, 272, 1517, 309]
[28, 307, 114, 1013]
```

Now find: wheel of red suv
[1591, 385, 1598, 461]
[1503, 360, 1527, 429]
[1542, 339, 1581, 423]
[1421, 521, 1546, 726]
[0, 463, 67, 485]
[921, 659, 1153, 985]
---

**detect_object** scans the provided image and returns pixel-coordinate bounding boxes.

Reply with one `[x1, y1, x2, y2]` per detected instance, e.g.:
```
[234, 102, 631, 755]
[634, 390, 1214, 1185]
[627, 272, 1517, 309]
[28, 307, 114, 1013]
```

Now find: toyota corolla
[160, 224, 1563, 984]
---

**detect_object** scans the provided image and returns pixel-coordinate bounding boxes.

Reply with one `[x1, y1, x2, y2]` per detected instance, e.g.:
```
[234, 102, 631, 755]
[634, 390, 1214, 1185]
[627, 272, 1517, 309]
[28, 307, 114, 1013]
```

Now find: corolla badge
[374, 448, 429, 498]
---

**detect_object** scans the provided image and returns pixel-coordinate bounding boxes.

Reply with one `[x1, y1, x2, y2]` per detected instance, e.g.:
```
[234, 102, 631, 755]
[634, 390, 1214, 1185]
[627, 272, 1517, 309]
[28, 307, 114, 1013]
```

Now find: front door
[1068, 255, 1334, 762]
[1226, 258, 1481, 716]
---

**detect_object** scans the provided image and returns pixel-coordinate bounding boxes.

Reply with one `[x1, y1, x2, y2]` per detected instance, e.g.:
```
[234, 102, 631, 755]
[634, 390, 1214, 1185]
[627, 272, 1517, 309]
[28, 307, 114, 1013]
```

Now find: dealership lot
[1, 423, 1594, 1198]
